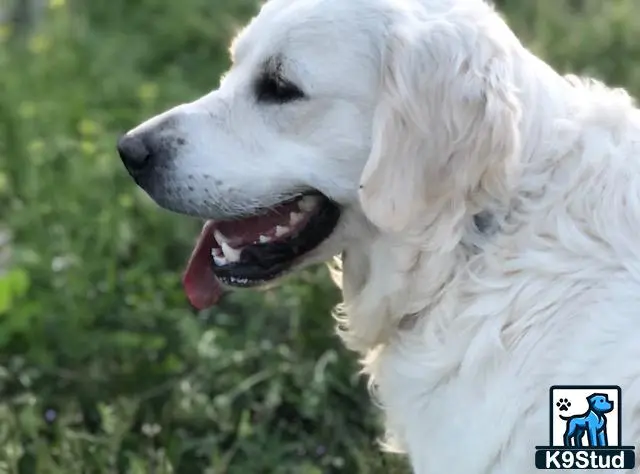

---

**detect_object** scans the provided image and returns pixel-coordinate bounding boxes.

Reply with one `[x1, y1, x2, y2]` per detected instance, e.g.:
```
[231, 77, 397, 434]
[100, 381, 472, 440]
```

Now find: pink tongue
[182, 221, 223, 310]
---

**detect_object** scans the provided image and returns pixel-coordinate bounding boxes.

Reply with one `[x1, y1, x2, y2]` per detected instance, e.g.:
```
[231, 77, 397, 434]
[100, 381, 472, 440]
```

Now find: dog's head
[117, 0, 523, 309]
[587, 394, 614, 414]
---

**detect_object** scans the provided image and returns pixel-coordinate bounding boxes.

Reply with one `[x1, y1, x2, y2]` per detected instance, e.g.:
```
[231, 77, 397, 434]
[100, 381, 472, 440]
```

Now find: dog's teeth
[275, 225, 289, 237]
[289, 212, 303, 226]
[211, 247, 223, 258]
[298, 195, 319, 212]
[258, 234, 271, 243]
[213, 255, 228, 266]
[211, 248, 227, 266]
[213, 229, 231, 245]
[220, 242, 241, 262]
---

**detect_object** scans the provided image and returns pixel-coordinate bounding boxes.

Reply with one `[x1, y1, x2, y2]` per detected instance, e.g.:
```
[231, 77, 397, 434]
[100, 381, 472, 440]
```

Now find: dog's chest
[370, 335, 549, 474]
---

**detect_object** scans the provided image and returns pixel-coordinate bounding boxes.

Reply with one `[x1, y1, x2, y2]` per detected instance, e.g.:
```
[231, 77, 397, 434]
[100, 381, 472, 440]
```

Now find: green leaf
[0, 267, 30, 314]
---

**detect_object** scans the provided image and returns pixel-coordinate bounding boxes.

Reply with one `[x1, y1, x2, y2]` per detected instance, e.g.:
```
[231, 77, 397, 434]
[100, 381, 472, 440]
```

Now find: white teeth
[213, 255, 228, 266]
[298, 195, 319, 212]
[220, 242, 241, 262]
[211, 247, 223, 257]
[213, 229, 231, 245]
[211, 248, 227, 266]
[275, 225, 289, 237]
[289, 212, 303, 226]
[259, 234, 271, 243]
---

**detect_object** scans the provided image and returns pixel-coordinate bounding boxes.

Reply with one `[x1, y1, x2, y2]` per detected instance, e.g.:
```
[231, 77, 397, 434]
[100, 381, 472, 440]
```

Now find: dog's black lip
[211, 194, 341, 287]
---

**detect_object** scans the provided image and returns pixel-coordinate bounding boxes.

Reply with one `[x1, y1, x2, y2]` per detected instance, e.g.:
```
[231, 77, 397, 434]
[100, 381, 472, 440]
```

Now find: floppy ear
[359, 13, 522, 245]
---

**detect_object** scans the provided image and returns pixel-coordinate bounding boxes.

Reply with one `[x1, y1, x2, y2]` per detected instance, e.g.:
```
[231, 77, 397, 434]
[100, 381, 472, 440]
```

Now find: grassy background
[0, 0, 638, 472]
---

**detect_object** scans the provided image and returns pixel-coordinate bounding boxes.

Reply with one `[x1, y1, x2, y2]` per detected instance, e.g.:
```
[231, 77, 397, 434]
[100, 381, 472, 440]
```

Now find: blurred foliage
[0, 0, 638, 472]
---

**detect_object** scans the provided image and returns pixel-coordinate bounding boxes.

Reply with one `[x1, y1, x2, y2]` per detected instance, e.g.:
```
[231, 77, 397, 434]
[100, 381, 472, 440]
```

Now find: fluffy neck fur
[334, 0, 640, 365]
[334, 39, 585, 355]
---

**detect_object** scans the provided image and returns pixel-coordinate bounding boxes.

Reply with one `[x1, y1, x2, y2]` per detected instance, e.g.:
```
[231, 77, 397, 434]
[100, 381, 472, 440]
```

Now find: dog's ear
[359, 11, 522, 245]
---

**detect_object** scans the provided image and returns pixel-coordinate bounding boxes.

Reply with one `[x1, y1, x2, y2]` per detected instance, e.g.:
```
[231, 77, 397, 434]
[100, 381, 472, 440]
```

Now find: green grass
[0, 0, 638, 472]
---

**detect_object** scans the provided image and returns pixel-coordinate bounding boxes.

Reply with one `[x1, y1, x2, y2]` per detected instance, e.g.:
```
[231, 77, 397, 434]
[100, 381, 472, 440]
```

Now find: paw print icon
[556, 398, 571, 411]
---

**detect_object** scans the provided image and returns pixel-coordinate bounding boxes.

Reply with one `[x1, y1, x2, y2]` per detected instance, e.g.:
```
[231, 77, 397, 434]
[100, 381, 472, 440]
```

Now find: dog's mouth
[182, 192, 341, 309]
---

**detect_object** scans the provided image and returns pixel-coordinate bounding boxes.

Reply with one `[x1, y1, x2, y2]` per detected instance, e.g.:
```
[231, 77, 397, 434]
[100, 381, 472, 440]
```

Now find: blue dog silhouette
[561, 393, 614, 447]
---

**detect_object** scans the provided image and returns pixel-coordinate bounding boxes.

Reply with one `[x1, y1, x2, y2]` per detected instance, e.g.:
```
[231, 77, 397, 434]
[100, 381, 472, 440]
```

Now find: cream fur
[122, 0, 640, 472]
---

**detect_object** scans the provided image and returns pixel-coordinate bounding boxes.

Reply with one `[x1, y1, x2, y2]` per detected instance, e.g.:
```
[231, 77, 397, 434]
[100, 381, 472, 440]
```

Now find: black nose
[117, 134, 151, 175]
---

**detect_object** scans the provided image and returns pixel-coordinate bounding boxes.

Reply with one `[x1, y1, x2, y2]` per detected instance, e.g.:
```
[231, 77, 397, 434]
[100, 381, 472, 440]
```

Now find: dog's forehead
[232, 0, 386, 71]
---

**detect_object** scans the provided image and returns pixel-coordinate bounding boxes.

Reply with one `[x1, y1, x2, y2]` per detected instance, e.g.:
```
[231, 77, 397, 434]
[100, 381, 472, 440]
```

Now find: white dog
[117, 0, 640, 472]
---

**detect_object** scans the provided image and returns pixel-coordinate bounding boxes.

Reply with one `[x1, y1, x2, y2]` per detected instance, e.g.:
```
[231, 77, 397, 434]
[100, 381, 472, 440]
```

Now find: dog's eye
[255, 75, 305, 104]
